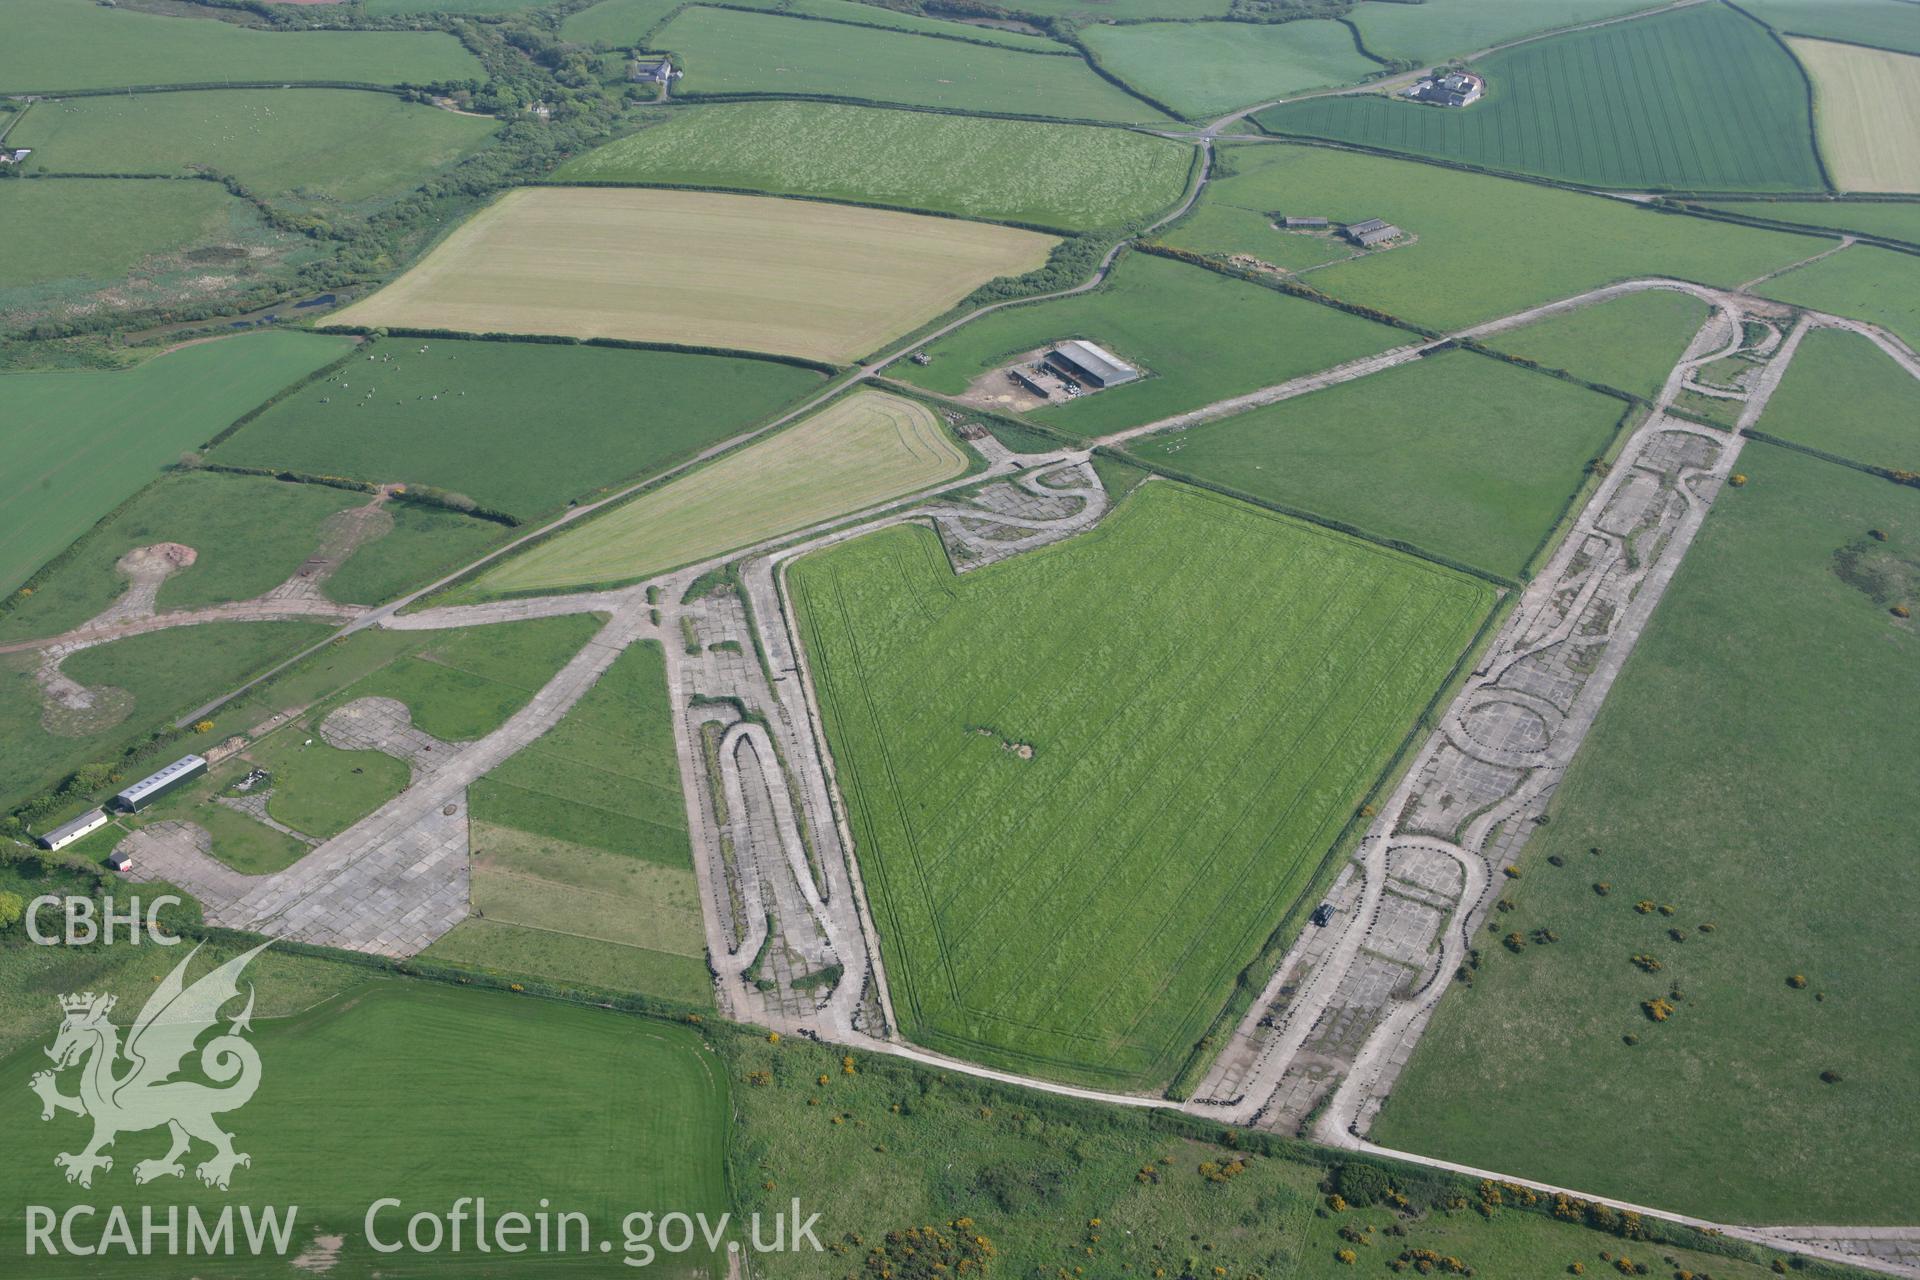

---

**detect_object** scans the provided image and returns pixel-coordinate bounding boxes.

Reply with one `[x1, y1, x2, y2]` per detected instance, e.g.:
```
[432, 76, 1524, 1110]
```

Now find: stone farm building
[629, 57, 672, 84]
[1044, 339, 1140, 389]
[1346, 217, 1404, 248]
[1283, 215, 1329, 229]
[1404, 70, 1484, 108]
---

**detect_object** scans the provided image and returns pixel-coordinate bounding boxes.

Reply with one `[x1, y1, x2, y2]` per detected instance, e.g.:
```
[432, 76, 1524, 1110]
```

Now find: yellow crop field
[481, 390, 969, 592]
[327, 187, 1057, 362]
[1792, 37, 1920, 192]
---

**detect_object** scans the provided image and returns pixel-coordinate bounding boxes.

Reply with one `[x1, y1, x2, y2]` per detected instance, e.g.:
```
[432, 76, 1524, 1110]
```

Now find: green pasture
[560, 0, 683, 46]
[1080, 19, 1379, 119]
[1346, 0, 1663, 64]
[217, 337, 821, 520]
[344, 614, 605, 742]
[10, 91, 499, 220]
[1760, 242, 1920, 349]
[1737, 0, 1920, 56]
[729, 1032, 1800, 1280]
[1125, 350, 1624, 579]
[0, 925, 363, 1060]
[897, 251, 1405, 436]
[1163, 142, 1828, 330]
[0, 472, 485, 643]
[1482, 288, 1709, 399]
[556, 102, 1194, 230]
[1756, 326, 1920, 472]
[790, 482, 1493, 1088]
[774, 0, 1066, 51]
[0, 178, 312, 331]
[0, 0, 481, 92]
[565, 0, 1062, 51]
[471, 641, 691, 867]
[0, 971, 730, 1276]
[1377, 447, 1919, 1224]
[363, 0, 545, 14]
[131, 768, 312, 875]
[0, 333, 348, 598]
[423, 914, 713, 1007]
[0, 620, 332, 814]
[1011, 0, 1230, 16]
[246, 729, 412, 841]
[1698, 199, 1920, 245]
[1261, 4, 1826, 191]
[658, 7, 1167, 123]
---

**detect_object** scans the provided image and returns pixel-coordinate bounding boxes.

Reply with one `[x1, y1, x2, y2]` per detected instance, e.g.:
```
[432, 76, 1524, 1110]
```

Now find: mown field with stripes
[789, 481, 1494, 1089]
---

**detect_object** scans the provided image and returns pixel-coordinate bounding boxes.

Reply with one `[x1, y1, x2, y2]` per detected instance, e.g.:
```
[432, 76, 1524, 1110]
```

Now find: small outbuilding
[1283, 215, 1328, 229]
[1345, 217, 1404, 248]
[38, 808, 109, 853]
[110, 754, 208, 813]
[1044, 339, 1140, 389]
[107, 850, 134, 873]
[0, 148, 31, 165]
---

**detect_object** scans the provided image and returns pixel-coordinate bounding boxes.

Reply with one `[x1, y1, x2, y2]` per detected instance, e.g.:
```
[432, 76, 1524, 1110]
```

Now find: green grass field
[1125, 350, 1624, 579]
[555, 102, 1194, 230]
[1161, 142, 1827, 330]
[1759, 242, 1920, 348]
[1753, 326, 1920, 472]
[0, 619, 334, 813]
[0, 969, 729, 1276]
[1346, 0, 1663, 64]
[364, 0, 545, 13]
[0, 333, 349, 597]
[455, 640, 712, 1005]
[729, 1031, 1801, 1280]
[1698, 198, 1920, 245]
[1080, 19, 1379, 119]
[0, 0, 482, 92]
[1260, 4, 1826, 191]
[10, 90, 498, 221]
[559, 0, 683, 46]
[1375, 446, 1919, 1224]
[1482, 288, 1708, 399]
[1013, 0, 1230, 16]
[216, 336, 823, 520]
[0, 472, 493, 643]
[0, 178, 312, 330]
[564, 0, 1062, 51]
[790, 482, 1493, 1088]
[481, 390, 970, 594]
[897, 251, 1406, 436]
[1738, 0, 1920, 56]
[247, 729, 412, 841]
[343, 614, 605, 743]
[658, 6, 1167, 122]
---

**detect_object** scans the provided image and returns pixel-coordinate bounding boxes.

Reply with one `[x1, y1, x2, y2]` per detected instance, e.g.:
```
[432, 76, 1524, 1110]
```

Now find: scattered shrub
[1504, 932, 1527, 953]
[1787, 974, 1808, 989]
[1729, 474, 1747, 486]
[1642, 998, 1676, 1022]
[1334, 1162, 1394, 1207]
[1631, 954, 1663, 973]
[1496, 898, 1517, 913]
[1594, 883, 1612, 896]
[1820, 1069, 1843, 1085]
[1634, 900, 1656, 914]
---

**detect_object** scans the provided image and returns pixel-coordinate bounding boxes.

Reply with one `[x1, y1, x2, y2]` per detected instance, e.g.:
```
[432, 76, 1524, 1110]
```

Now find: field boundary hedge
[1109, 454, 1519, 588]
[1669, 199, 1920, 255]
[0, 80, 422, 99]
[685, 0, 1081, 56]
[312, 324, 842, 375]
[1741, 428, 1920, 487]
[527, 177, 1085, 236]
[1058, 31, 1191, 123]
[661, 87, 1164, 129]
[1720, 0, 1837, 193]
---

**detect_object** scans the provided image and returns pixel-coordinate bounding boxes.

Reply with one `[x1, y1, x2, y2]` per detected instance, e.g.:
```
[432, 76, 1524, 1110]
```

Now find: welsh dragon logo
[30, 942, 270, 1191]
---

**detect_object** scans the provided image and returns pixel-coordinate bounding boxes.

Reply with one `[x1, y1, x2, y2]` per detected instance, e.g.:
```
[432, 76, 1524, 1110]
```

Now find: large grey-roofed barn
[112, 754, 208, 812]
[1045, 339, 1140, 388]
[1346, 217, 1403, 247]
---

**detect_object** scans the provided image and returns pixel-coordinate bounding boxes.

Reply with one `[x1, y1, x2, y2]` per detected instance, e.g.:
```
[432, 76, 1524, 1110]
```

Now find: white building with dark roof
[1404, 70, 1484, 108]
[37, 809, 109, 852]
